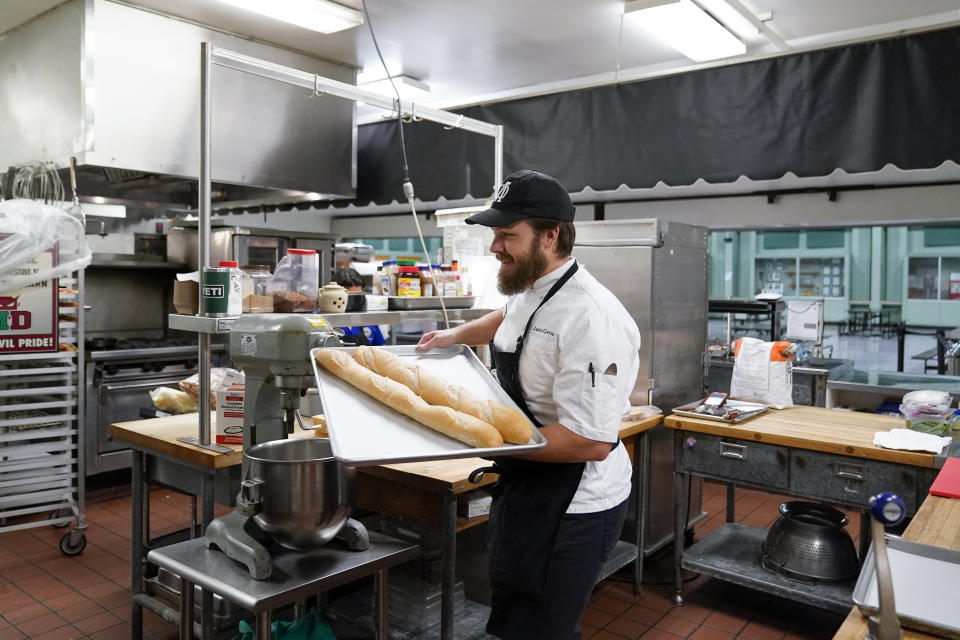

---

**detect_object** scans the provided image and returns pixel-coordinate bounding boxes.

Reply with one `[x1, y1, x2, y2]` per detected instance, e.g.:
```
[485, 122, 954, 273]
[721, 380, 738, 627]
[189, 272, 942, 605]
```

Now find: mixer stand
[206, 512, 370, 580]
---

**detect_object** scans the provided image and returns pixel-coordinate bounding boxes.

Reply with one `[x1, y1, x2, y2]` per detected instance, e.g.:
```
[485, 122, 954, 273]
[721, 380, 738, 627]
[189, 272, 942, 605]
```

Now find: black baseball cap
[465, 170, 575, 227]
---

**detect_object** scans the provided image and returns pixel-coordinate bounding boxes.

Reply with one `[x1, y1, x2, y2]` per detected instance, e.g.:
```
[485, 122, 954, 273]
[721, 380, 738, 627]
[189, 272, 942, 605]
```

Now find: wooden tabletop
[110, 410, 663, 479]
[665, 405, 938, 468]
[832, 493, 960, 640]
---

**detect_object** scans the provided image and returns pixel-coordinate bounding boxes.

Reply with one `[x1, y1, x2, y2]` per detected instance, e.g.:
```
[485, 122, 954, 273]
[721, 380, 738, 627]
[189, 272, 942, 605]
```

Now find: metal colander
[760, 501, 859, 584]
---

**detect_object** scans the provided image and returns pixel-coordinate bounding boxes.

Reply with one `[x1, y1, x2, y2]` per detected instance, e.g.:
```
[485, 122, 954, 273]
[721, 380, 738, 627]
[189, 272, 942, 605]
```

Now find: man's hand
[416, 328, 459, 352]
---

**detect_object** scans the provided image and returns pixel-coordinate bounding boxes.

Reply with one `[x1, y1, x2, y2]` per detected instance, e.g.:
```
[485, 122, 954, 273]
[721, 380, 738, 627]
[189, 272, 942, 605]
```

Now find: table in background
[665, 406, 941, 612]
[147, 531, 418, 640]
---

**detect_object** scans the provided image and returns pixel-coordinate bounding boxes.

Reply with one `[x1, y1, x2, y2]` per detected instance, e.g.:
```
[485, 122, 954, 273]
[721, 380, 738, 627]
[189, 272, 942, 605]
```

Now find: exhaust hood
[0, 0, 357, 211]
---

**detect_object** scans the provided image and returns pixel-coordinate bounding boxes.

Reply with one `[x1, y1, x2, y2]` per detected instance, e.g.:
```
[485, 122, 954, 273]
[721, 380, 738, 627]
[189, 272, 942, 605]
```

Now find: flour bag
[729, 337, 796, 409]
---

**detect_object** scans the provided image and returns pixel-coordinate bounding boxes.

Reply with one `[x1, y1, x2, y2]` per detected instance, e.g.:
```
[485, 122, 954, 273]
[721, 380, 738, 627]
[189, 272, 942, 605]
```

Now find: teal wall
[708, 224, 960, 327]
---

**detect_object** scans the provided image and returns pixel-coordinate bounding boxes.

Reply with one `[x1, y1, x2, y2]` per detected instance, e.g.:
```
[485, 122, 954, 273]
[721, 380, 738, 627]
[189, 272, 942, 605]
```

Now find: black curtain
[357, 25, 960, 205]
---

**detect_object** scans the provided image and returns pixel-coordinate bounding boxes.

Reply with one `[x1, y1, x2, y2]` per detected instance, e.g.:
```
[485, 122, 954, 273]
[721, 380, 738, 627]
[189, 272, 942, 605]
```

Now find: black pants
[542, 498, 629, 640]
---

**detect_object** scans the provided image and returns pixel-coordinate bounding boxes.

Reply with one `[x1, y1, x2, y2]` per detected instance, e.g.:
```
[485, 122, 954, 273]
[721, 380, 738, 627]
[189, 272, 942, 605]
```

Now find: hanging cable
[362, 1, 450, 328]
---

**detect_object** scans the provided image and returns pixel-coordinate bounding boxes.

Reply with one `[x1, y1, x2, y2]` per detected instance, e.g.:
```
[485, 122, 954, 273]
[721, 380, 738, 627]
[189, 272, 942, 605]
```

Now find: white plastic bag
[729, 337, 796, 409]
[0, 199, 92, 293]
[179, 367, 242, 408]
[150, 387, 198, 414]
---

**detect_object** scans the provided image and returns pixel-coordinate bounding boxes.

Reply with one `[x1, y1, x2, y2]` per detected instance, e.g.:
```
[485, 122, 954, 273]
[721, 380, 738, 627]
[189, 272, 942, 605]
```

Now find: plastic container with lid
[240, 265, 273, 313]
[397, 266, 421, 296]
[218, 260, 242, 316]
[271, 249, 319, 312]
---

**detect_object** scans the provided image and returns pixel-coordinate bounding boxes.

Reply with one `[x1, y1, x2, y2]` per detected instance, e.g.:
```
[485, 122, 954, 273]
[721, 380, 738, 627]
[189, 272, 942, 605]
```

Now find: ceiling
[3, 0, 960, 212]
[4, 0, 960, 117]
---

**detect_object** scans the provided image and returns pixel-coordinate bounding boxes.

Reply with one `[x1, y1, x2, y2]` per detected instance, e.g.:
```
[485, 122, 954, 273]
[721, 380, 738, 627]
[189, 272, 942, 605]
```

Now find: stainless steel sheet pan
[387, 296, 476, 310]
[671, 399, 768, 423]
[310, 345, 545, 465]
[852, 537, 960, 639]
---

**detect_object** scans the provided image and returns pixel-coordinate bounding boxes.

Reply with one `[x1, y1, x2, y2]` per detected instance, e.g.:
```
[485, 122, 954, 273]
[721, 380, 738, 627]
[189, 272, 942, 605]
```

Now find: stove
[84, 337, 226, 475]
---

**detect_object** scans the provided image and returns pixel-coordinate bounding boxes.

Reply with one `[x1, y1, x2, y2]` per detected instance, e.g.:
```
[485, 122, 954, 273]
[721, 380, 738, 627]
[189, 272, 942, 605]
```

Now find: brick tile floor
[0, 479, 855, 639]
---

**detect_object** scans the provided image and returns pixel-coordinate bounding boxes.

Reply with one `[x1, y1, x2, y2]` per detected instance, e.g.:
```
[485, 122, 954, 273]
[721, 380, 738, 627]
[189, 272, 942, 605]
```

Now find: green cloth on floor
[239, 610, 336, 640]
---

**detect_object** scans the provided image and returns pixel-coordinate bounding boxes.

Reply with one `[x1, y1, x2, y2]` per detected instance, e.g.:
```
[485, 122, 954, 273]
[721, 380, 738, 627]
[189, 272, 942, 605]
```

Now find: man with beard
[417, 169, 641, 640]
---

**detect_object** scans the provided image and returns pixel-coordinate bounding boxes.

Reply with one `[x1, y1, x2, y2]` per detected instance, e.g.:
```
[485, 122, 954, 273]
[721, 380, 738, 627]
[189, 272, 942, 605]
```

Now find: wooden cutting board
[109, 412, 313, 469]
[665, 405, 938, 468]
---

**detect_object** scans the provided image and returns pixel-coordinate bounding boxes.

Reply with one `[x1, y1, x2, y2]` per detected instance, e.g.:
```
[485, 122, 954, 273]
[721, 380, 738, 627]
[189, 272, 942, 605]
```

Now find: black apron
[478, 261, 586, 640]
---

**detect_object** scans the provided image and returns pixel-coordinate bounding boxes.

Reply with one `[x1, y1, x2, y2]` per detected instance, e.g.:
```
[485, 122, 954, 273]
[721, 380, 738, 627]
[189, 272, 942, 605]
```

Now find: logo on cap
[495, 181, 512, 202]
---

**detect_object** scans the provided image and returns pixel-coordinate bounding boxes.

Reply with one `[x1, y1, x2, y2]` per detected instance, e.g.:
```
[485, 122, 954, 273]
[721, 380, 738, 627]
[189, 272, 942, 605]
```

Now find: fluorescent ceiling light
[625, 0, 746, 62]
[216, 0, 363, 35]
[360, 75, 430, 101]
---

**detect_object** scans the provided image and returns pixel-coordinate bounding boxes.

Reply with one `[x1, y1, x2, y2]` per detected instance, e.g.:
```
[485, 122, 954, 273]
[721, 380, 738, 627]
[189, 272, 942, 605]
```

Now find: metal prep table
[352, 412, 663, 640]
[832, 492, 960, 640]
[665, 405, 945, 612]
[147, 531, 418, 640]
[112, 410, 663, 640]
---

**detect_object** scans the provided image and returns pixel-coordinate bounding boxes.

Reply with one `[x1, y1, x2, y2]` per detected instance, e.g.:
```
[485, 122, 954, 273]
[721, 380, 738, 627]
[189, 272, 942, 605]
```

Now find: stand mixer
[205, 313, 369, 579]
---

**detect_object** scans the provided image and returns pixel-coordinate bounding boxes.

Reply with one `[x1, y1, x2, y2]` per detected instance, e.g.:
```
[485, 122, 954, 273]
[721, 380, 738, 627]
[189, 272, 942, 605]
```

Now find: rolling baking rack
[0, 269, 87, 555]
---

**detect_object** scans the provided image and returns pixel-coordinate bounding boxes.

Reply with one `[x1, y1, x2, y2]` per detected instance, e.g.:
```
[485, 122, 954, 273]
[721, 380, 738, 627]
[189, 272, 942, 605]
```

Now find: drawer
[678, 432, 788, 489]
[790, 450, 918, 513]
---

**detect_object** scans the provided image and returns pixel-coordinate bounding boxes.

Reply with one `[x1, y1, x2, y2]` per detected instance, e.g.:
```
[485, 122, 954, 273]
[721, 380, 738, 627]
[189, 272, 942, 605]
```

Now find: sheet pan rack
[0, 270, 87, 555]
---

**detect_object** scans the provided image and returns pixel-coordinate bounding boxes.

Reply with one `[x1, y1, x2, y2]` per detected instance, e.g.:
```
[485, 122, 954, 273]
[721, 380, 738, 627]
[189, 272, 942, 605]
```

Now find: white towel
[872, 428, 953, 454]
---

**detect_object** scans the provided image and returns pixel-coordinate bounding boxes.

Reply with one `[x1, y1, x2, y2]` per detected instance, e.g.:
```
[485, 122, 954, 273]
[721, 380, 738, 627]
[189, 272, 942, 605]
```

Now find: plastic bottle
[382, 260, 398, 296]
[419, 266, 436, 297]
[218, 260, 242, 316]
[460, 267, 473, 296]
[442, 266, 458, 297]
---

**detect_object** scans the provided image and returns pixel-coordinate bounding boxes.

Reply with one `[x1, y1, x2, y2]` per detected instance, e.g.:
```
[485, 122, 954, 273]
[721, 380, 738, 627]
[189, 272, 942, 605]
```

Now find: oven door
[235, 235, 287, 271]
[97, 375, 188, 454]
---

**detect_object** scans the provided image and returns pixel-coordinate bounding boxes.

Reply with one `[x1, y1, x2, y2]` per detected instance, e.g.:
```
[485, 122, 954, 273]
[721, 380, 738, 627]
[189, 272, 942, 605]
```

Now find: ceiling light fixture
[216, 0, 363, 35]
[359, 75, 431, 101]
[624, 0, 746, 62]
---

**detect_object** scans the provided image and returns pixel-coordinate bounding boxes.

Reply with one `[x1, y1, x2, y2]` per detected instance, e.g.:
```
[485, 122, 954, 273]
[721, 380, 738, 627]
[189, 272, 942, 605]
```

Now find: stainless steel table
[147, 531, 419, 640]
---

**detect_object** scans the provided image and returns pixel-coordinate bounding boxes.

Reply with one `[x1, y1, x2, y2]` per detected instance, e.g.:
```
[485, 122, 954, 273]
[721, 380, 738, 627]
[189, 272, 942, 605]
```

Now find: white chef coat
[493, 258, 641, 513]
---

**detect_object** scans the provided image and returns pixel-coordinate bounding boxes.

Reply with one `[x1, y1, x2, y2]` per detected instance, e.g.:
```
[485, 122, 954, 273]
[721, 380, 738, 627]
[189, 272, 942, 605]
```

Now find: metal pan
[671, 399, 768, 423]
[852, 537, 960, 639]
[310, 345, 546, 466]
[387, 296, 476, 310]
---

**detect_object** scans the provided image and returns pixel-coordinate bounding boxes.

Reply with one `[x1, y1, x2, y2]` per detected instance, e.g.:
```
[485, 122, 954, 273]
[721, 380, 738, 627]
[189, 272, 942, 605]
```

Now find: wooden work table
[664, 405, 937, 468]
[832, 494, 960, 640]
[664, 405, 943, 614]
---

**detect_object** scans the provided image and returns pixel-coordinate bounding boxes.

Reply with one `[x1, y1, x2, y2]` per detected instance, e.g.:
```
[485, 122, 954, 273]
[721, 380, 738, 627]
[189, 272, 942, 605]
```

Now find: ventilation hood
[0, 0, 357, 211]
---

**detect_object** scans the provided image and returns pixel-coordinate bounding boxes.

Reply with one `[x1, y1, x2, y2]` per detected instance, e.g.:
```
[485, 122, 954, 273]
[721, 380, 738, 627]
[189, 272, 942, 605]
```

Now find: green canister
[201, 267, 231, 317]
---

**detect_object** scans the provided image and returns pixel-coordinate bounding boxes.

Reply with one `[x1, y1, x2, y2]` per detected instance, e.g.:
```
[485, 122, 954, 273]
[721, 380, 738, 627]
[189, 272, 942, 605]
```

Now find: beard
[496, 239, 547, 295]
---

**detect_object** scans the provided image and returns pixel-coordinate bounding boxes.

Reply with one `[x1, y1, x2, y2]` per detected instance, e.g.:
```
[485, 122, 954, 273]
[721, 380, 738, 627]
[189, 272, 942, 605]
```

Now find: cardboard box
[215, 370, 245, 444]
[458, 490, 492, 518]
[365, 295, 388, 311]
[173, 280, 199, 315]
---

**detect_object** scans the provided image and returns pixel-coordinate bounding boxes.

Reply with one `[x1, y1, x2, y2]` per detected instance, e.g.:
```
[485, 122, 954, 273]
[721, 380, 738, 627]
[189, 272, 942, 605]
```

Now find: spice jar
[319, 282, 349, 313]
[397, 266, 421, 296]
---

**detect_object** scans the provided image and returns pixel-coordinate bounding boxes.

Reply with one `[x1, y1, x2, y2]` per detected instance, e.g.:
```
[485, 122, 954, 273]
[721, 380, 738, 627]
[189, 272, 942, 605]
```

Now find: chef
[417, 169, 641, 640]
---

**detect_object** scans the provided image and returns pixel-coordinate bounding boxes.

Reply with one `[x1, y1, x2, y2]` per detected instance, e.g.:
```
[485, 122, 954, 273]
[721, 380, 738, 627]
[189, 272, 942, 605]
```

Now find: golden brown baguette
[314, 349, 503, 448]
[353, 345, 532, 444]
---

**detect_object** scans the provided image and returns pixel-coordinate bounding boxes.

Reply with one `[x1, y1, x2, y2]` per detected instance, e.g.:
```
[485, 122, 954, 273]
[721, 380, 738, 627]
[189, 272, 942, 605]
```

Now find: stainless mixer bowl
[244, 438, 353, 550]
[760, 501, 859, 583]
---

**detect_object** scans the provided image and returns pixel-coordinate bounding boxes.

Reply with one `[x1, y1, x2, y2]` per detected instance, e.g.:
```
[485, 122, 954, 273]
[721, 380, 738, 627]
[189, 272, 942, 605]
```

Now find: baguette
[314, 349, 503, 449]
[353, 345, 532, 444]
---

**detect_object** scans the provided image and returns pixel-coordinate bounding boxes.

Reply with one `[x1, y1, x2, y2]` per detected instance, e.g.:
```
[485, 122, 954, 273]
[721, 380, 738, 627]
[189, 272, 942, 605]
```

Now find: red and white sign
[0, 249, 58, 354]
